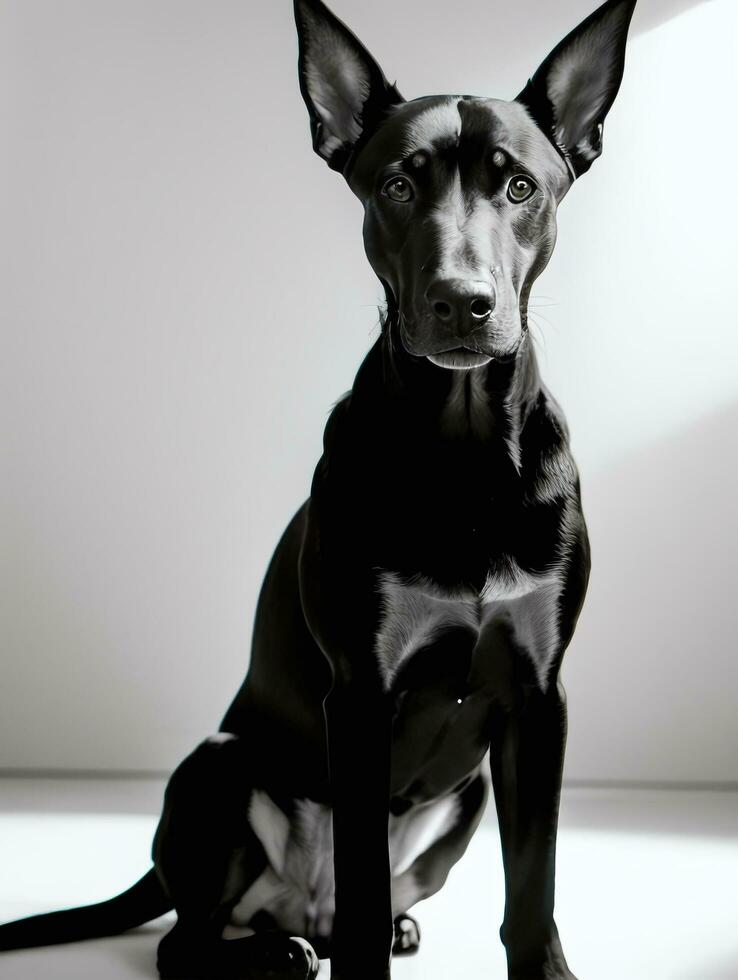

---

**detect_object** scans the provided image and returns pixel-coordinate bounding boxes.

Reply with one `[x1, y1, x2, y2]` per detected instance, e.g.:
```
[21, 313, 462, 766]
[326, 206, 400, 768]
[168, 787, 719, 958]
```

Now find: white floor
[0, 778, 736, 979]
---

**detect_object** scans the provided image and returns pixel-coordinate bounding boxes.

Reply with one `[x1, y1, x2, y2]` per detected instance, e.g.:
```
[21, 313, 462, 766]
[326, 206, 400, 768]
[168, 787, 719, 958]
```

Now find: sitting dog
[0, 1, 637, 977]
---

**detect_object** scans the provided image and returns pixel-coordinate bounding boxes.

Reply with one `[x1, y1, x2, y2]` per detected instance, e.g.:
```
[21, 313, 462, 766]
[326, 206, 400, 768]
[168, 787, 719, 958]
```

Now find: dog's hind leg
[390, 772, 489, 956]
[153, 734, 319, 980]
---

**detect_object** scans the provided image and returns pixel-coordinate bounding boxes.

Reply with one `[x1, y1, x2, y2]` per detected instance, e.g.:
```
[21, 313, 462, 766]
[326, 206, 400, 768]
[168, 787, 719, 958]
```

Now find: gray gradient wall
[2, 0, 736, 781]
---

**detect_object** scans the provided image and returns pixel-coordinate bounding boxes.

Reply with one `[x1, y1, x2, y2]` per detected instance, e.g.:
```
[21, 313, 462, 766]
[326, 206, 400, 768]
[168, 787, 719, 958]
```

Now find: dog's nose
[426, 279, 495, 335]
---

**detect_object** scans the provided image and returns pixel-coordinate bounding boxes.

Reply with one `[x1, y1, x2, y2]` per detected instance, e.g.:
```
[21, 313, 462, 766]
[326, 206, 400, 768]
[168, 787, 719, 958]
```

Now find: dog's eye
[382, 176, 414, 203]
[507, 175, 537, 203]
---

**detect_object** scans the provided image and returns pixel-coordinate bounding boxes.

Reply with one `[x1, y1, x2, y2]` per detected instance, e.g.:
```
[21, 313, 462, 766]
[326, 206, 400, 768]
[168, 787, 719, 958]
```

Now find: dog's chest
[375, 559, 563, 692]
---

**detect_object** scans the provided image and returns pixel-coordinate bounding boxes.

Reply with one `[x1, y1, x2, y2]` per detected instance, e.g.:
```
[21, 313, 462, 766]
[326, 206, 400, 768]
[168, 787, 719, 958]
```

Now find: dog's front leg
[300, 522, 394, 980]
[489, 679, 577, 980]
[324, 674, 393, 980]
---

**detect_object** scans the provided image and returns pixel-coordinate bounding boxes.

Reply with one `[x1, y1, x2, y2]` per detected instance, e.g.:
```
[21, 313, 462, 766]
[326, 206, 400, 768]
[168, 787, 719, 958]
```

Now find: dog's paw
[158, 933, 320, 980]
[223, 934, 320, 979]
[509, 952, 579, 980]
[506, 928, 580, 980]
[285, 937, 321, 979]
[392, 914, 421, 956]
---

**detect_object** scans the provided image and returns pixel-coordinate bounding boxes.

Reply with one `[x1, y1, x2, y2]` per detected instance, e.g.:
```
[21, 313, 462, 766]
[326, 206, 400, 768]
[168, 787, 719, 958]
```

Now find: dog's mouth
[426, 349, 493, 371]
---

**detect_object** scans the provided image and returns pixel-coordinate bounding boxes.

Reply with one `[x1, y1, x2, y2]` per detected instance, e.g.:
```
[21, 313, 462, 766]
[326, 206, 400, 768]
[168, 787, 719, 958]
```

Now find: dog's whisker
[527, 309, 559, 333]
[526, 320, 547, 355]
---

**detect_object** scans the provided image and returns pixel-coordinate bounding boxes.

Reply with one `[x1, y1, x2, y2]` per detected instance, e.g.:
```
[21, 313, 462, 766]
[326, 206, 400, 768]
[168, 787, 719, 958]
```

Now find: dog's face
[295, 0, 636, 370]
[349, 96, 568, 367]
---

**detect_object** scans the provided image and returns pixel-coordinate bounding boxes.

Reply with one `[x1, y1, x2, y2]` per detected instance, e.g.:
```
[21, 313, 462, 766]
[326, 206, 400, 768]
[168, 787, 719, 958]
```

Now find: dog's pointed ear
[294, 0, 403, 173]
[516, 0, 637, 178]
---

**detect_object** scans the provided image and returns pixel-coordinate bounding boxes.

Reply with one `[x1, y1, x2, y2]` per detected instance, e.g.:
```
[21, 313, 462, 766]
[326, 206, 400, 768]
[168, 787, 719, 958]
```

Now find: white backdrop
[1, 0, 736, 781]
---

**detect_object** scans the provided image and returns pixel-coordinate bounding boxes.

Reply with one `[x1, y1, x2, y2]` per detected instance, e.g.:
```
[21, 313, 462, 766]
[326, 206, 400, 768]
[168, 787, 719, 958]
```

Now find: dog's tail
[0, 868, 172, 952]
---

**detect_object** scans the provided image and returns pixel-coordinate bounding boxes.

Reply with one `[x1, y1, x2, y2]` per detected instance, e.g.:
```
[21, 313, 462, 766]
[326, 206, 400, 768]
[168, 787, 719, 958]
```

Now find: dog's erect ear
[294, 0, 403, 173]
[517, 0, 637, 178]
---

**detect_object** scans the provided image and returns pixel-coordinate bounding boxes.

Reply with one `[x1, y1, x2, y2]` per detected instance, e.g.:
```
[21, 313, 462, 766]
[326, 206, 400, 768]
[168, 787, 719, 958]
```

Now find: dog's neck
[349, 314, 543, 468]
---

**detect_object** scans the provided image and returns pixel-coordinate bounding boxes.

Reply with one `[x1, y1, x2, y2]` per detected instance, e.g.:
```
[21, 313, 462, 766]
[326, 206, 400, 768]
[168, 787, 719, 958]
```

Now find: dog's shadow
[109, 924, 170, 977]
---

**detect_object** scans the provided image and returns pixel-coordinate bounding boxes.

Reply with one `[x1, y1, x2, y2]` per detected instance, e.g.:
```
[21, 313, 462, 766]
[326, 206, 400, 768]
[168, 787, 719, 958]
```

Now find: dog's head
[294, 0, 636, 370]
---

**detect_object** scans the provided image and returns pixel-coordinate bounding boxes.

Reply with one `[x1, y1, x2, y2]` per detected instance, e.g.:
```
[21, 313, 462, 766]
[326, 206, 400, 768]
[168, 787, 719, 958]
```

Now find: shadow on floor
[109, 923, 170, 977]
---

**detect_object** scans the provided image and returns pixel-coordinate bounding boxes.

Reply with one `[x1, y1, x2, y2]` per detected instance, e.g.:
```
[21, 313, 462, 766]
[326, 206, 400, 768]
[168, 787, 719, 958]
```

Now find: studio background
[2, 0, 736, 783]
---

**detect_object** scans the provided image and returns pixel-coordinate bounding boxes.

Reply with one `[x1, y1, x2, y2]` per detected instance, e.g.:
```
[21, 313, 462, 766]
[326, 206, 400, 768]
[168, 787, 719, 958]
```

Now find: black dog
[0, 1, 637, 977]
